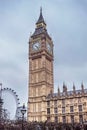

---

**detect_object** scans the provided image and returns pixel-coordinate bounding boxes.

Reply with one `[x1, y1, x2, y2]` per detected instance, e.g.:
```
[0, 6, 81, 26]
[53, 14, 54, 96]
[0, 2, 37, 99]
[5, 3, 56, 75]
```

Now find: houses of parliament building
[27, 8, 87, 123]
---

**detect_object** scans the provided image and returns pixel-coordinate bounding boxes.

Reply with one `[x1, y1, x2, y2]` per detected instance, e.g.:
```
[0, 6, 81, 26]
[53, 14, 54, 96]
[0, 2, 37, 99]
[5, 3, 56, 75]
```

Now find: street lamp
[21, 104, 26, 130]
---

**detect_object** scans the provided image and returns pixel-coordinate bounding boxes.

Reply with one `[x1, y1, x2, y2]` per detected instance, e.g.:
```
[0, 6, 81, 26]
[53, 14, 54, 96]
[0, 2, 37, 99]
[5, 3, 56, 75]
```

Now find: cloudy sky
[0, 0, 87, 117]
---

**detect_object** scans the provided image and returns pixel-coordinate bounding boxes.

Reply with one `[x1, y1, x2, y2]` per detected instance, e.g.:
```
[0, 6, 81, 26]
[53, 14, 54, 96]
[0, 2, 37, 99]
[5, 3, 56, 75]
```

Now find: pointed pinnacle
[40, 6, 42, 14]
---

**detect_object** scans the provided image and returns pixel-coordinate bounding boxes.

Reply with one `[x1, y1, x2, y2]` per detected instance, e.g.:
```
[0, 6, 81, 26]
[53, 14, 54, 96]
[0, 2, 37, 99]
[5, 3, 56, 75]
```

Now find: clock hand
[35, 45, 39, 49]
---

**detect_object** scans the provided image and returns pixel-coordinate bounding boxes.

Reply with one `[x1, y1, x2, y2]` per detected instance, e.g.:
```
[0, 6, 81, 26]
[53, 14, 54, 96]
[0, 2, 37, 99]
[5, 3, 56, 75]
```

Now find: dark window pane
[62, 99, 65, 105]
[79, 115, 83, 123]
[47, 101, 50, 107]
[70, 106, 74, 112]
[55, 116, 58, 122]
[47, 116, 50, 122]
[62, 116, 66, 123]
[78, 105, 82, 112]
[47, 108, 50, 114]
[62, 107, 65, 113]
[54, 100, 57, 106]
[54, 107, 58, 114]
[71, 115, 74, 123]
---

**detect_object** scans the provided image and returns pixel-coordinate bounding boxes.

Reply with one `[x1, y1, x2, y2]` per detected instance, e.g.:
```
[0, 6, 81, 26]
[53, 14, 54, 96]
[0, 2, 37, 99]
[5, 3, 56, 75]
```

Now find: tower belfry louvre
[28, 9, 87, 123]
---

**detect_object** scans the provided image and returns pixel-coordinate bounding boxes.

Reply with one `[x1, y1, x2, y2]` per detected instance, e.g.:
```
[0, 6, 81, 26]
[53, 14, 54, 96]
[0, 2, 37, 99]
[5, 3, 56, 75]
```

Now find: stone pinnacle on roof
[36, 7, 46, 25]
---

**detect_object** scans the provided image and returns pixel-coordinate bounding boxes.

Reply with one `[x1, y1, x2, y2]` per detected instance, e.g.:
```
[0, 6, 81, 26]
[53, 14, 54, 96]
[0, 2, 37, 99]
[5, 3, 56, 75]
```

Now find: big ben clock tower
[28, 8, 54, 122]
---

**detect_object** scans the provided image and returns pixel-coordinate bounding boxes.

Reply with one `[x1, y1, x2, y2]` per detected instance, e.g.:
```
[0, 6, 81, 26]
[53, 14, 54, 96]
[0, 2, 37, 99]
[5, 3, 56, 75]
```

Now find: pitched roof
[46, 89, 87, 99]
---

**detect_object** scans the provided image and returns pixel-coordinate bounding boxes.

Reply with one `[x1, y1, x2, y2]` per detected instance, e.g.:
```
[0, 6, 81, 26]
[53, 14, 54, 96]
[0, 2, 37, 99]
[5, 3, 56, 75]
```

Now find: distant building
[27, 8, 87, 123]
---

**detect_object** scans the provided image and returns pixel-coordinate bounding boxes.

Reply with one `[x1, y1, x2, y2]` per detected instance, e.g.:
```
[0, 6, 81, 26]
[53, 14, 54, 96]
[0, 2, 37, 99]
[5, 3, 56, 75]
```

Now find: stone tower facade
[27, 8, 54, 122]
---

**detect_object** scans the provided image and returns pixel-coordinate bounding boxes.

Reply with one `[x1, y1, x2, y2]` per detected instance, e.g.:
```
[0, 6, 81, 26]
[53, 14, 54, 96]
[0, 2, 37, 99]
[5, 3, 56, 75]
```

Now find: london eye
[0, 84, 20, 120]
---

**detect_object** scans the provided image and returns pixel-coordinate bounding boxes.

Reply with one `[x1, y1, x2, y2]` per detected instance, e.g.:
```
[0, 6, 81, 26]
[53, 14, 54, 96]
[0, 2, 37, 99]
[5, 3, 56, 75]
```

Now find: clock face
[46, 43, 52, 53]
[32, 42, 40, 51]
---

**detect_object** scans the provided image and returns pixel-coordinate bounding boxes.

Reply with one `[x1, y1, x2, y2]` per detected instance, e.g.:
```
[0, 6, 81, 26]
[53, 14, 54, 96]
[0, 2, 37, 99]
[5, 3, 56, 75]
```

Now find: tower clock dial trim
[32, 42, 41, 51]
[46, 42, 52, 54]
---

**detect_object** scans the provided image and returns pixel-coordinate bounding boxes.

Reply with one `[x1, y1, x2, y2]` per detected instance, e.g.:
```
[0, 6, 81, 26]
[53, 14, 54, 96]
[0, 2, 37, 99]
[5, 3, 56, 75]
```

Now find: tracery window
[54, 107, 58, 114]
[71, 115, 74, 123]
[62, 116, 66, 123]
[47, 108, 50, 114]
[70, 106, 74, 112]
[78, 105, 82, 112]
[62, 107, 65, 113]
[47, 101, 50, 107]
